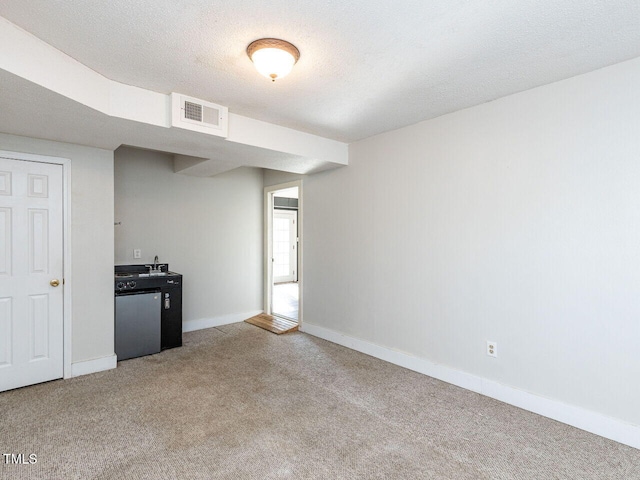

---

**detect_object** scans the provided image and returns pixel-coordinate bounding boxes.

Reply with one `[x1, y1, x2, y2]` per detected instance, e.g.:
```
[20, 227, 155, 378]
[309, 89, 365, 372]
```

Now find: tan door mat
[245, 313, 298, 334]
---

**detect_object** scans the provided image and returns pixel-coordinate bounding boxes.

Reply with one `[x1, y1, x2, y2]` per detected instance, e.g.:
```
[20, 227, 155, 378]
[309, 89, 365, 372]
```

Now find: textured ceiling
[1, 1, 640, 142]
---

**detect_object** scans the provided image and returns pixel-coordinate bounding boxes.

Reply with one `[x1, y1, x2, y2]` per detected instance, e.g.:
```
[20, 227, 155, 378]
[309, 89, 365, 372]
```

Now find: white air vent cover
[171, 93, 228, 138]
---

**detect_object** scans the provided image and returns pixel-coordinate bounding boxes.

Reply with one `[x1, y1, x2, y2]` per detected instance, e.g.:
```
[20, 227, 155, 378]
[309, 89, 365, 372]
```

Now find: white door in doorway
[273, 210, 297, 284]
[0, 158, 64, 392]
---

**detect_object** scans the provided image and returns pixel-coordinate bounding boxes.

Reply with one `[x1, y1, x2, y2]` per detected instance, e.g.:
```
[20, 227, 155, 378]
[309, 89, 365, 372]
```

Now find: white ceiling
[274, 187, 298, 199]
[0, 69, 321, 174]
[1, 1, 640, 143]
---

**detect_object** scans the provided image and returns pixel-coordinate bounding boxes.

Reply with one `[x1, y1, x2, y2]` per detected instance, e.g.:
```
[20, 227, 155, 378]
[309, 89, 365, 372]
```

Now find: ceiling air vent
[184, 101, 203, 122]
[171, 93, 229, 138]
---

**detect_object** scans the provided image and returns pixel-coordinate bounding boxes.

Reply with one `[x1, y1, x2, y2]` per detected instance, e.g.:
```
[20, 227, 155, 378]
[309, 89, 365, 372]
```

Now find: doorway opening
[264, 181, 302, 326]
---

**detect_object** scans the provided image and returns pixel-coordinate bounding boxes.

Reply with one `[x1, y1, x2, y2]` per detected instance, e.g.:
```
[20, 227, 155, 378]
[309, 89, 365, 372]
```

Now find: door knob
[50, 279, 60, 287]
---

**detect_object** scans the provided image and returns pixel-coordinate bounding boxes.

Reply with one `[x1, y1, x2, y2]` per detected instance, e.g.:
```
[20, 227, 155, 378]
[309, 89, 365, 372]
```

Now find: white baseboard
[71, 354, 117, 378]
[183, 310, 263, 333]
[300, 323, 640, 450]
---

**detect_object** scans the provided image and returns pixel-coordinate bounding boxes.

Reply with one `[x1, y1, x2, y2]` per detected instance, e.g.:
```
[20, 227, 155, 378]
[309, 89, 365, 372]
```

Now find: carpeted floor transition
[1, 323, 638, 479]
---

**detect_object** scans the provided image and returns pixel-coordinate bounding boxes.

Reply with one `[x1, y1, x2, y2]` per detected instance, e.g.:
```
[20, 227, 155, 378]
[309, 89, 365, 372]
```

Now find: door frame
[264, 180, 302, 324]
[0, 150, 72, 380]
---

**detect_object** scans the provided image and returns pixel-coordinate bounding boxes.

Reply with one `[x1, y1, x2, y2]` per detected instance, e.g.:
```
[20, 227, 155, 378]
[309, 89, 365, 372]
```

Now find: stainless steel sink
[138, 272, 168, 277]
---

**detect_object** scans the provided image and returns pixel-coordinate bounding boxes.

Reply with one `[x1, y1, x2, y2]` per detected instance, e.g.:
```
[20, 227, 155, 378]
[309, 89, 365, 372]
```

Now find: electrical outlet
[133, 249, 141, 259]
[487, 341, 497, 358]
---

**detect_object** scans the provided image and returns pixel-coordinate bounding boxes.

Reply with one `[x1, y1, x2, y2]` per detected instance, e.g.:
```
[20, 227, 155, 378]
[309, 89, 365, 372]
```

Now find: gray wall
[0, 133, 114, 363]
[301, 56, 640, 426]
[263, 169, 303, 188]
[114, 147, 263, 326]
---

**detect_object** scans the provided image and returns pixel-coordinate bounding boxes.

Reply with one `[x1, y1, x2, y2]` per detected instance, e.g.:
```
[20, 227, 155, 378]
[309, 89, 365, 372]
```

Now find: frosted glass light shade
[247, 39, 300, 82]
[252, 48, 296, 80]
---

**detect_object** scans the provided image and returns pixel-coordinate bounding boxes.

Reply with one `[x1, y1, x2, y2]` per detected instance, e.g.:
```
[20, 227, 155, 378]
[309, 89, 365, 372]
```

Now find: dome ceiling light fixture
[247, 38, 300, 82]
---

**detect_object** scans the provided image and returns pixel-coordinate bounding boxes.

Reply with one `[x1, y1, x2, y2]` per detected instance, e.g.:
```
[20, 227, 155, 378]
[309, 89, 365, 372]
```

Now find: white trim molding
[71, 354, 117, 377]
[182, 310, 263, 333]
[264, 180, 303, 326]
[300, 322, 640, 450]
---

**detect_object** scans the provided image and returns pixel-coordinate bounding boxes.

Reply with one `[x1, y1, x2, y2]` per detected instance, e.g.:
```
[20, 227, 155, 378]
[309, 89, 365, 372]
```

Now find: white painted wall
[114, 147, 263, 327]
[302, 56, 640, 427]
[0, 133, 114, 363]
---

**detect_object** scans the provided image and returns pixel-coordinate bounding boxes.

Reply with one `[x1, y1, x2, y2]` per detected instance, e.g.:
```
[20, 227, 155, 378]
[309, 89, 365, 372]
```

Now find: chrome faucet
[153, 255, 159, 271]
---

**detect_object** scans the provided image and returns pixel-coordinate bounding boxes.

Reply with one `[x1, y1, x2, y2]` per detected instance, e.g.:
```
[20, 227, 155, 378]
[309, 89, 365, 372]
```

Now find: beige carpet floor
[1, 323, 638, 479]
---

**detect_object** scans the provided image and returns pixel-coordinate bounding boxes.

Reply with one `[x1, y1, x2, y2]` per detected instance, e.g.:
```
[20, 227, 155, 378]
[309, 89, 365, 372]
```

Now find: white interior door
[0, 158, 64, 392]
[273, 210, 297, 284]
